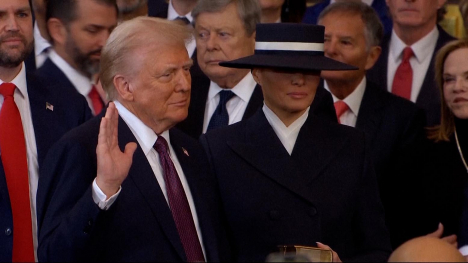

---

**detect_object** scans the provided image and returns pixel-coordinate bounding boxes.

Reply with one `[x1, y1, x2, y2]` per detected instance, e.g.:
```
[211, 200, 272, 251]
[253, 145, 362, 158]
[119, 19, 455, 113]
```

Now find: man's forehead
[0, 0, 31, 11]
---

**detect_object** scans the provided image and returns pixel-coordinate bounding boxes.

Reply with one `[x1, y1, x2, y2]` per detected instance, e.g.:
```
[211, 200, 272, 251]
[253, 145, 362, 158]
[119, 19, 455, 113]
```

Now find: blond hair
[100, 16, 192, 100]
[428, 39, 468, 141]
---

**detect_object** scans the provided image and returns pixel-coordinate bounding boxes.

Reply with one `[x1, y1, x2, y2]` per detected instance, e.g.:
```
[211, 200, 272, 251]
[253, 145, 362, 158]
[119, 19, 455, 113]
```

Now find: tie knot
[154, 136, 169, 154]
[219, 90, 235, 104]
[402, 47, 414, 62]
[0, 83, 16, 97]
[334, 100, 349, 118]
[174, 16, 190, 25]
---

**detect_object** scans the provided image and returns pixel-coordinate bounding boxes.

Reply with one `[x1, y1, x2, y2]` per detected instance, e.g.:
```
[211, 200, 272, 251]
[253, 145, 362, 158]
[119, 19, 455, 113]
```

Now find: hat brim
[219, 54, 357, 71]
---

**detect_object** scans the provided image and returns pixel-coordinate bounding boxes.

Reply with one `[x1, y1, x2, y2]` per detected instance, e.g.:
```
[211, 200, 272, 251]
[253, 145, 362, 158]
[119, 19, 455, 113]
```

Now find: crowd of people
[0, 0, 468, 262]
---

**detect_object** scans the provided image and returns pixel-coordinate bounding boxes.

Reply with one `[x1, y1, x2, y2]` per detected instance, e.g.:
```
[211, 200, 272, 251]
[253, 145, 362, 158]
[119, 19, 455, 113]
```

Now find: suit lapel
[228, 111, 349, 205]
[355, 81, 385, 144]
[27, 74, 60, 166]
[187, 75, 210, 138]
[118, 119, 186, 260]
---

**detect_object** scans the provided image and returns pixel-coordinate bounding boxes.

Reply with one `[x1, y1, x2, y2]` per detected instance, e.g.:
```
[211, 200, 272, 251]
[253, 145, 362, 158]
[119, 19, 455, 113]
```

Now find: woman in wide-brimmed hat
[200, 23, 392, 262]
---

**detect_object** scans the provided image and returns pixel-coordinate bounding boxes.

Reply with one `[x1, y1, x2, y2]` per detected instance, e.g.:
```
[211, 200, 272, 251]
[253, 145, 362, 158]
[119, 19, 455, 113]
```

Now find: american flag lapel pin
[46, 102, 54, 111]
[182, 147, 189, 157]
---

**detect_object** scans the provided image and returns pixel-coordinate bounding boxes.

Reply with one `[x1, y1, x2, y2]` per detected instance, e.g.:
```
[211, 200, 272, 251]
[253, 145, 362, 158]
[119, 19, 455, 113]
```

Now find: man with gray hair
[318, 1, 429, 248]
[36, 17, 230, 261]
[176, 0, 263, 139]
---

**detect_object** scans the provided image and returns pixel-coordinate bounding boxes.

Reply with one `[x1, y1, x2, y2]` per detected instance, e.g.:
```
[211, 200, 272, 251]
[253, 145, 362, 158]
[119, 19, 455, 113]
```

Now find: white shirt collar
[207, 73, 256, 103]
[262, 103, 310, 155]
[0, 63, 27, 98]
[325, 77, 367, 117]
[34, 21, 51, 56]
[48, 49, 92, 96]
[167, 0, 193, 22]
[390, 26, 439, 64]
[114, 101, 171, 156]
[330, 0, 373, 5]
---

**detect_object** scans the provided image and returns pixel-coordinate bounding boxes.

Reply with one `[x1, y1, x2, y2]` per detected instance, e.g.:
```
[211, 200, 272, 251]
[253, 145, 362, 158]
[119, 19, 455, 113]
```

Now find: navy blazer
[36, 58, 94, 113]
[36, 111, 230, 261]
[302, 0, 393, 35]
[366, 26, 455, 126]
[0, 73, 92, 262]
[177, 74, 336, 139]
[147, 0, 169, 18]
[200, 110, 392, 262]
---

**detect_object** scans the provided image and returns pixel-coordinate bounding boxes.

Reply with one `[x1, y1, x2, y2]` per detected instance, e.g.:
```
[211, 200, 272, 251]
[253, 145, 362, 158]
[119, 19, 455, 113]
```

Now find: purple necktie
[154, 136, 205, 262]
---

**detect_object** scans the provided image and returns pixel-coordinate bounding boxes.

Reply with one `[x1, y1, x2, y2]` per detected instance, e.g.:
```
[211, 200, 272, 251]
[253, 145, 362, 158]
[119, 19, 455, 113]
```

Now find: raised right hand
[96, 102, 137, 198]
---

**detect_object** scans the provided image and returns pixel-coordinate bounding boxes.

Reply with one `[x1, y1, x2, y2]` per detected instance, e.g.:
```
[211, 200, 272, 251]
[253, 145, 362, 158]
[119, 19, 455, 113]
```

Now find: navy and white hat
[220, 23, 357, 71]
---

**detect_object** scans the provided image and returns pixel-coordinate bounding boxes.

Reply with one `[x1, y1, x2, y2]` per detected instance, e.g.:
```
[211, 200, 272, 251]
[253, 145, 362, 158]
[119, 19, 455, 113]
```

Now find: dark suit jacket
[178, 74, 337, 139]
[176, 74, 264, 139]
[36, 58, 94, 112]
[0, 73, 92, 262]
[36, 111, 230, 261]
[302, 0, 393, 35]
[147, 0, 168, 18]
[353, 80, 427, 247]
[366, 26, 455, 126]
[200, 110, 392, 262]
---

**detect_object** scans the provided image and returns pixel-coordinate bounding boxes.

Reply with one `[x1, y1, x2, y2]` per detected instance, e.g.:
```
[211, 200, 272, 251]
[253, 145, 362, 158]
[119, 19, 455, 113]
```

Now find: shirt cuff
[92, 178, 121, 210]
[459, 245, 468, 256]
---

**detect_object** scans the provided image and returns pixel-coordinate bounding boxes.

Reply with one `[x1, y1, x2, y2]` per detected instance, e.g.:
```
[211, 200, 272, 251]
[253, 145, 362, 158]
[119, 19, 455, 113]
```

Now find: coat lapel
[117, 119, 186, 260]
[242, 84, 263, 120]
[228, 110, 349, 205]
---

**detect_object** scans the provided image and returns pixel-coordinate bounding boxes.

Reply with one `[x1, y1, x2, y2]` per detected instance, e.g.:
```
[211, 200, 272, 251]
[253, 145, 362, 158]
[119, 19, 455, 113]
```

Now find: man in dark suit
[318, 2, 432, 248]
[0, 0, 91, 261]
[201, 22, 392, 262]
[367, 0, 455, 126]
[36, 0, 118, 115]
[176, 0, 261, 139]
[37, 17, 230, 261]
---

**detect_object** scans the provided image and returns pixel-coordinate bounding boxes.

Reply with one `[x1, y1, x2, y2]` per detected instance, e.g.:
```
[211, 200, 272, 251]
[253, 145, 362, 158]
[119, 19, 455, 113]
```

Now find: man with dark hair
[0, 0, 91, 261]
[36, 0, 118, 115]
[367, 0, 455, 126]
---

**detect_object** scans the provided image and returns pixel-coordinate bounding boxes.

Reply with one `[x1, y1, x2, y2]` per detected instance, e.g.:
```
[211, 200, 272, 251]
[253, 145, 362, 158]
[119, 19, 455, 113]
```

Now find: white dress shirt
[0, 64, 39, 261]
[263, 104, 309, 155]
[48, 50, 96, 113]
[92, 101, 206, 259]
[167, 0, 196, 57]
[325, 77, 367, 127]
[202, 73, 257, 133]
[33, 22, 51, 68]
[387, 26, 439, 102]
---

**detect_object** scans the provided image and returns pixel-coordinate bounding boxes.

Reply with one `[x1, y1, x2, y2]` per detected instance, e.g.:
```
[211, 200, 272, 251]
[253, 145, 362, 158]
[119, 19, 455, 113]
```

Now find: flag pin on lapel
[182, 147, 189, 157]
[46, 102, 54, 111]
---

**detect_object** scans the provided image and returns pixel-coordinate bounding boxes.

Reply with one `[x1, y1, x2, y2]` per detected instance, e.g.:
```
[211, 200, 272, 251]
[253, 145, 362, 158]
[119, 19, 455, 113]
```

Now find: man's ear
[113, 75, 134, 102]
[251, 68, 261, 86]
[47, 18, 68, 46]
[365, 46, 382, 71]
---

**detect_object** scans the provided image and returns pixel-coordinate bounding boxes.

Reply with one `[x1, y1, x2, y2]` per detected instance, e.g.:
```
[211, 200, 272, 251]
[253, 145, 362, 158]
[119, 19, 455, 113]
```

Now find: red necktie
[392, 47, 414, 100]
[0, 83, 35, 262]
[88, 85, 104, 115]
[153, 136, 205, 262]
[334, 100, 349, 124]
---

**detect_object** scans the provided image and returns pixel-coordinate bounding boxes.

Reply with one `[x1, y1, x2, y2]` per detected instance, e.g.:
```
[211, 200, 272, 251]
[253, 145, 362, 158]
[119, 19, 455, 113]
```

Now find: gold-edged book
[277, 245, 333, 262]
